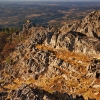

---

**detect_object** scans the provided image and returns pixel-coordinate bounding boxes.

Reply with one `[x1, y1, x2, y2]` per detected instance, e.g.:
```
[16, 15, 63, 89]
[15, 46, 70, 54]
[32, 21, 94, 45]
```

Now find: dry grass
[0, 88, 3, 92]
[2, 44, 100, 100]
[35, 75, 66, 93]
[3, 78, 36, 91]
[36, 44, 91, 68]
[35, 45, 100, 99]
[36, 44, 54, 51]
[54, 66, 69, 75]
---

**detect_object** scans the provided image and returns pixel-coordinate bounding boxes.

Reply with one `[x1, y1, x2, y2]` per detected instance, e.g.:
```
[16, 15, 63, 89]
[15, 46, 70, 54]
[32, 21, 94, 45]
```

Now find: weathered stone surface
[88, 58, 100, 78]
[0, 92, 8, 100]
[0, 84, 85, 100]
[23, 20, 35, 32]
[1, 10, 100, 100]
[61, 10, 100, 37]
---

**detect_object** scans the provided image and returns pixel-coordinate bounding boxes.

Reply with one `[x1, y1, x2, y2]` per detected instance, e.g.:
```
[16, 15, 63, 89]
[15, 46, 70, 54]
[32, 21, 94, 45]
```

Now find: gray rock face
[23, 20, 35, 34]
[28, 26, 100, 55]
[88, 58, 100, 78]
[0, 92, 8, 100]
[0, 84, 85, 100]
[61, 10, 100, 37]
[6, 84, 57, 100]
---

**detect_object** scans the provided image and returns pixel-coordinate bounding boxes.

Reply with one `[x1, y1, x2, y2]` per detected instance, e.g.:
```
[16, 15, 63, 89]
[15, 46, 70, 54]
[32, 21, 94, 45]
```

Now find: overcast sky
[0, 0, 100, 1]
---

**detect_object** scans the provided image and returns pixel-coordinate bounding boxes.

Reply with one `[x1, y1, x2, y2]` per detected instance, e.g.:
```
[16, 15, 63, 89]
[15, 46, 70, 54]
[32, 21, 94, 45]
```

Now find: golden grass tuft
[2, 44, 99, 100]
[36, 44, 91, 68]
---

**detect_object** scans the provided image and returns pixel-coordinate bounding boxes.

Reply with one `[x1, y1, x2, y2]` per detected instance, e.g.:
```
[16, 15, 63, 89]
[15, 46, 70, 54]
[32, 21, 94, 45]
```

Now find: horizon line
[0, 0, 100, 2]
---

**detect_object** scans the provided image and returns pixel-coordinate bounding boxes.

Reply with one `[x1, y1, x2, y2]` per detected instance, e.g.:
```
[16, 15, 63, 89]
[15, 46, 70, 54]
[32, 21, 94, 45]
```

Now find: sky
[0, 0, 100, 1]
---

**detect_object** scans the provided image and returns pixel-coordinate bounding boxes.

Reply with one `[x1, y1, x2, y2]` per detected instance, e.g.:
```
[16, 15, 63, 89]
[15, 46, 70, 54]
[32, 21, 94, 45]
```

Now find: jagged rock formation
[61, 10, 100, 38]
[12, 20, 35, 39]
[0, 10, 100, 100]
[27, 26, 100, 55]
[0, 84, 85, 100]
[23, 20, 35, 33]
[88, 58, 100, 78]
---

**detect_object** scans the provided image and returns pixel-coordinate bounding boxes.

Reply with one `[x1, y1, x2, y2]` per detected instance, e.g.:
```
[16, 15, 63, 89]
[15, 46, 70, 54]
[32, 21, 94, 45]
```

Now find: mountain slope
[61, 10, 100, 37]
[0, 10, 100, 100]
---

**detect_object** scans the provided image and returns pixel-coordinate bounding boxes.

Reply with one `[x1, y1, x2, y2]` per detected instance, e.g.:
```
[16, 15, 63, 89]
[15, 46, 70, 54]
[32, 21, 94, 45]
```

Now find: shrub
[6, 56, 11, 64]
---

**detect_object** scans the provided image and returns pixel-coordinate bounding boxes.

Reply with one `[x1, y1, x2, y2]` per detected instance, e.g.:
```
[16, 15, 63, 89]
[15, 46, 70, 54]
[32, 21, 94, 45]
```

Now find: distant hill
[0, 2, 100, 28]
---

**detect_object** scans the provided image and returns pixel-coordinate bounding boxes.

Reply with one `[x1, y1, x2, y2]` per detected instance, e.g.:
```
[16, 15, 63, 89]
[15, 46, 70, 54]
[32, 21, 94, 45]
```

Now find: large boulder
[23, 20, 35, 33]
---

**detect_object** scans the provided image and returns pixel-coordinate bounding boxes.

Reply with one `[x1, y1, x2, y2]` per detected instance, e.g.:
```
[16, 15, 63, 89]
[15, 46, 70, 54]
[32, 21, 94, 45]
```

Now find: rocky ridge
[0, 10, 100, 100]
[61, 10, 100, 37]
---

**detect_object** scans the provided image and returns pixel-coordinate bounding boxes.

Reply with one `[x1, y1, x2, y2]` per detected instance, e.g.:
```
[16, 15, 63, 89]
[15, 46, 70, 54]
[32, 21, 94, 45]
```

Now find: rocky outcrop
[0, 84, 85, 100]
[1, 10, 100, 100]
[61, 10, 100, 37]
[88, 58, 100, 78]
[28, 27, 100, 55]
[23, 20, 35, 33]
